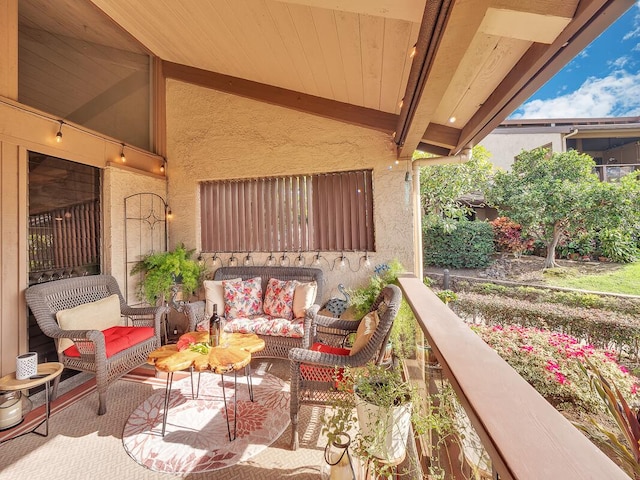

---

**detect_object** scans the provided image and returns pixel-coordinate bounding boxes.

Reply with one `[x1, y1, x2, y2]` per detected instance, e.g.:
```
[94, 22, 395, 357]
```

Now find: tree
[415, 145, 493, 231]
[486, 148, 606, 268]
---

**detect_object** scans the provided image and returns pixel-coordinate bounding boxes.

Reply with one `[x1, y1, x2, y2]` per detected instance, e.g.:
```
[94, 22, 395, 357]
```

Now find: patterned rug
[122, 370, 290, 475]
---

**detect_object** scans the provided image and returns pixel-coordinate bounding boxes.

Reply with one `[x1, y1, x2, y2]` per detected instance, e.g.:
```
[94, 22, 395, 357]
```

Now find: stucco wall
[103, 166, 166, 300]
[480, 132, 564, 171]
[165, 80, 414, 303]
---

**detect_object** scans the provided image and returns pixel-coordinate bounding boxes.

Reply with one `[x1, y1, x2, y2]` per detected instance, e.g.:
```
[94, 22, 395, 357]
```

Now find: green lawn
[544, 261, 640, 295]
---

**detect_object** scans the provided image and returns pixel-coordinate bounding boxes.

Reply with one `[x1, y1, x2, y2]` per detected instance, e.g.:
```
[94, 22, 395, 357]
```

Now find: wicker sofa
[183, 266, 323, 359]
[25, 275, 165, 415]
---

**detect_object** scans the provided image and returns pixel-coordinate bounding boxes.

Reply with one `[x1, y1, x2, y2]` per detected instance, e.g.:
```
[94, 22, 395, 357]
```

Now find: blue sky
[510, 1, 640, 119]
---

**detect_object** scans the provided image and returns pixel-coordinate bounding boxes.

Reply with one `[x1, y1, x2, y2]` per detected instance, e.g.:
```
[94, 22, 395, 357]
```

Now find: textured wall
[103, 166, 166, 300]
[480, 132, 563, 171]
[165, 80, 415, 302]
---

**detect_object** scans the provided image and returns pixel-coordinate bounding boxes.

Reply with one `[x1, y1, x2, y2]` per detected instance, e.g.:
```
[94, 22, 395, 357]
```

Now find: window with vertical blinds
[200, 170, 374, 253]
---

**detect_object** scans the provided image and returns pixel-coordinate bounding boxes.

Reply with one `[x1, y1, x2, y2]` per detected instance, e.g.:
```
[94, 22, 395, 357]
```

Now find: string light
[266, 252, 275, 266]
[120, 143, 126, 163]
[160, 161, 165, 173]
[409, 44, 417, 58]
[55, 121, 63, 143]
[295, 252, 305, 266]
[166, 208, 173, 220]
[363, 251, 371, 268]
[228, 253, 238, 267]
[244, 252, 253, 266]
[311, 252, 322, 267]
[280, 252, 289, 266]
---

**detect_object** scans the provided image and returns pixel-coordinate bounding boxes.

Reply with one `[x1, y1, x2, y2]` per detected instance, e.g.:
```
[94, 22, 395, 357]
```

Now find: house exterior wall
[0, 102, 164, 376]
[480, 132, 564, 171]
[165, 80, 415, 304]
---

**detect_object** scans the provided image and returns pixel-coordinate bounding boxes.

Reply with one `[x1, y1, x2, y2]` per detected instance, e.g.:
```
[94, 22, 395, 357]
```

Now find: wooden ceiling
[18, 0, 634, 159]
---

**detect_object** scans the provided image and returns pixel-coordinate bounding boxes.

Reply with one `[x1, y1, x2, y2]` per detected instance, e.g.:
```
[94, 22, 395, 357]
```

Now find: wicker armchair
[25, 275, 165, 415]
[288, 284, 402, 449]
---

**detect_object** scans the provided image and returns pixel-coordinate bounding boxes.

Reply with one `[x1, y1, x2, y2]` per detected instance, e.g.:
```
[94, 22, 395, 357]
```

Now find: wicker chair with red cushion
[288, 284, 402, 450]
[25, 275, 164, 415]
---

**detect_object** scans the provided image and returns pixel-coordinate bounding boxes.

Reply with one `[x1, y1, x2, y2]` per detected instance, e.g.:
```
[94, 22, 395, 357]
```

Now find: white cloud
[511, 71, 640, 118]
[608, 56, 629, 68]
[623, 1, 640, 40]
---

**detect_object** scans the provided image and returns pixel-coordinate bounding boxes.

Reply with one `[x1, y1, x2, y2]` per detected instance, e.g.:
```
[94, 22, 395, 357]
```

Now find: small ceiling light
[120, 143, 126, 163]
[394, 160, 400, 165]
[409, 44, 417, 58]
[55, 121, 63, 143]
[448, 116, 456, 124]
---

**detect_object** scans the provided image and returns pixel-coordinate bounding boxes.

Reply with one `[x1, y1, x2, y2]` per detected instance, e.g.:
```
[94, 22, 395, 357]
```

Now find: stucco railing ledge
[397, 274, 629, 480]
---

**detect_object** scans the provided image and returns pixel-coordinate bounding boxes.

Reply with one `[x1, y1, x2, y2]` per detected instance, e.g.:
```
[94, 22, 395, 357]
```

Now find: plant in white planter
[323, 363, 427, 478]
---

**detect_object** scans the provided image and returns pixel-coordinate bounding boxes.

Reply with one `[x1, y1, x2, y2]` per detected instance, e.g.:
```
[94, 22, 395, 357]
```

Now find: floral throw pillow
[223, 277, 263, 318]
[263, 278, 296, 320]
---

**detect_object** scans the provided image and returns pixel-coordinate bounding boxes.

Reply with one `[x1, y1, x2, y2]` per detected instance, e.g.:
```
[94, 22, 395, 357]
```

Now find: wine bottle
[209, 304, 220, 347]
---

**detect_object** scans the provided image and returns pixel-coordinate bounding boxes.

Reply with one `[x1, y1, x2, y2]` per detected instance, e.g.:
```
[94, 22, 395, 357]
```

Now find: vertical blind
[201, 170, 374, 252]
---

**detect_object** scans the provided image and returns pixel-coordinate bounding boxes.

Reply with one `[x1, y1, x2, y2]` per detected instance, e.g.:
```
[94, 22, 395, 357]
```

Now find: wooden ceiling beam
[416, 142, 451, 156]
[397, 0, 491, 158]
[456, 0, 634, 154]
[422, 122, 460, 149]
[479, 2, 576, 44]
[162, 61, 398, 133]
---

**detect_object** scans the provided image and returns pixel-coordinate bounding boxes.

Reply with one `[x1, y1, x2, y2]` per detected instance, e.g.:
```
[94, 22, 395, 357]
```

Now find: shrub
[597, 228, 639, 263]
[459, 281, 640, 317]
[548, 291, 605, 309]
[471, 324, 640, 413]
[423, 220, 494, 269]
[453, 292, 640, 358]
[490, 217, 533, 255]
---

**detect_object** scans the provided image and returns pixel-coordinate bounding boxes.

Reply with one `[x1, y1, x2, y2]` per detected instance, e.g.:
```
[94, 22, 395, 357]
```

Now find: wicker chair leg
[291, 416, 299, 450]
[97, 389, 107, 415]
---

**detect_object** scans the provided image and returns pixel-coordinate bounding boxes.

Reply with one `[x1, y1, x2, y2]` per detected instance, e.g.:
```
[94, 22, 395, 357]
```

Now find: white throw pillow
[292, 281, 318, 318]
[55, 294, 122, 353]
[204, 278, 241, 318]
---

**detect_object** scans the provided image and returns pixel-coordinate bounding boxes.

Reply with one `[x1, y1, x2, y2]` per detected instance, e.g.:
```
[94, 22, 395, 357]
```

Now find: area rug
[122, 370, 290, 475]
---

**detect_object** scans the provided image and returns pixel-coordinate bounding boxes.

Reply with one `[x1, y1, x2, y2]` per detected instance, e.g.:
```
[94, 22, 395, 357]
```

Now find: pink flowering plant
[471, 324, 640, 413]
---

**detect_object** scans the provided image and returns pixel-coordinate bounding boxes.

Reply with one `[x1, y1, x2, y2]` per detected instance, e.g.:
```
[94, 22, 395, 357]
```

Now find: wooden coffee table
[147, 332, 265, 439]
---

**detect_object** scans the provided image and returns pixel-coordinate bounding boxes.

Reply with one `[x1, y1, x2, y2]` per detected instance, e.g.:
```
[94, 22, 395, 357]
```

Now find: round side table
[0, 362, 64, 443]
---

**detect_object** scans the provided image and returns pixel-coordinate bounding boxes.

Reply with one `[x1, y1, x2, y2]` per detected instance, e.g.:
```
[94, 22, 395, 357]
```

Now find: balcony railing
[397, 275, 629, 480]
[594, 163, 640, 182]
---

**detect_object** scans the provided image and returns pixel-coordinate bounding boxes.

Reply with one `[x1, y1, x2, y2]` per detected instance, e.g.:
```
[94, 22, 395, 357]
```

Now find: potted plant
[322, 363, 428, 478]
[130, 244, 204, 306]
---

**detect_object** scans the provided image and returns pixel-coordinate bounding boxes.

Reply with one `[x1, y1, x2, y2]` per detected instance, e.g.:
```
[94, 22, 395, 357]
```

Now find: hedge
[423, 220, 494, 269]
[455, 281, 640, 317]
[451, 292, 640, 359]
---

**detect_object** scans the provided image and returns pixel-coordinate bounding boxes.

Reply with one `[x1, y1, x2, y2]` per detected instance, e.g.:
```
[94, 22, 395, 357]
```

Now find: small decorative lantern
[322, 432, 356, 480]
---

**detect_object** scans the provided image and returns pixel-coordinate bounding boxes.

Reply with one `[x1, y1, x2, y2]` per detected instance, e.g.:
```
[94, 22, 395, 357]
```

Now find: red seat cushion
[300, 342, 350, 384]
[63, 326, 155, 358]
